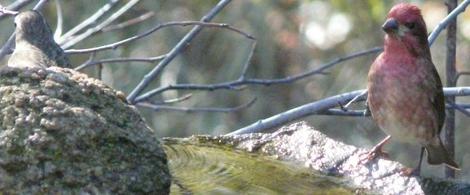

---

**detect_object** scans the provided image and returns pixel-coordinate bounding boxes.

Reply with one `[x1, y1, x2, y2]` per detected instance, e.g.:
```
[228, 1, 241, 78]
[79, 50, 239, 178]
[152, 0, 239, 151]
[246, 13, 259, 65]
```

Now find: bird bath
[164, 138, 355, 194]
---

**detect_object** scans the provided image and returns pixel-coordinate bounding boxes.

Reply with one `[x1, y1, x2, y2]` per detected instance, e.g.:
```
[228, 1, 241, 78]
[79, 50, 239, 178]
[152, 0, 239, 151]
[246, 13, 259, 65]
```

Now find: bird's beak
[382, 18, 399, 34]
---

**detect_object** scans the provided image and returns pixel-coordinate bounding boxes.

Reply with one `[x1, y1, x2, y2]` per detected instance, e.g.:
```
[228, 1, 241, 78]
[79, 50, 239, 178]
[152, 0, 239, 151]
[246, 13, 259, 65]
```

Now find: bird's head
[14, 10, 53, 44]
[382, 3, 429, 55]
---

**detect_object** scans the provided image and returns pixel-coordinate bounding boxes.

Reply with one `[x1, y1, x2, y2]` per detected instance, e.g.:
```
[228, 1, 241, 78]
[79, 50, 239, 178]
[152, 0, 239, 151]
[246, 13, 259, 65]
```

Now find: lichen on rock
[0, 66, 170, 194]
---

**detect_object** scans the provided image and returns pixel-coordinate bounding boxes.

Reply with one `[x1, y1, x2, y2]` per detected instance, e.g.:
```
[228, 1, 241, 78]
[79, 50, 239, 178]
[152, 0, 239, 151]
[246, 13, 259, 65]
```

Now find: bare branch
[136, 97, 256, 113]
[53, 0, 64, 40]
[151, 94, 193, 105]
[134, 47, 381, 103]
[227, 87, 470, 135]
[428, 0, 470, 45]
[74, 55, 167, 71]
[239, 41, 257, 79]
[319, 103, 470, 117]
[0, 4, 19, 16]
[0, 0, 33, 20]
[126, 0, 469, 105]
[33, 0, 49, 10]
[126, 0, 234, 103]
[226, 89, 366, 135]
[57, 0, 120, 44]
[102, 11, 155, 32]
[66, 21, 253, 54]
[60, 0, 141, 49]
[318, 109, 369, 117]
[455, 71, 470, 82]
[446, 100, 470, 117]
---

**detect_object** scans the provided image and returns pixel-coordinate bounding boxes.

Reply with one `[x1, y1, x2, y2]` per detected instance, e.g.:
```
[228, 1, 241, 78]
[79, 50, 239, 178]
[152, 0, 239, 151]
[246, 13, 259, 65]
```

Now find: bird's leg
[363, 100, 371, 116]
[400, 147, 424, 176]
[360, 135, 391, 164]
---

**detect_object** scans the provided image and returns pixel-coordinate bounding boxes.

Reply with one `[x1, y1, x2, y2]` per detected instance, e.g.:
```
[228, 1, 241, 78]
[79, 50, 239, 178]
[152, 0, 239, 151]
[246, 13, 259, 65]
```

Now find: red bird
[366, 3, 459, 175]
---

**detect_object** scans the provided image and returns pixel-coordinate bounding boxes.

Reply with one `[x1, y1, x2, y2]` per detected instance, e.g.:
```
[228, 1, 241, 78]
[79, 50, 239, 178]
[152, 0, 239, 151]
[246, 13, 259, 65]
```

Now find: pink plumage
[366, 3, 459, 175]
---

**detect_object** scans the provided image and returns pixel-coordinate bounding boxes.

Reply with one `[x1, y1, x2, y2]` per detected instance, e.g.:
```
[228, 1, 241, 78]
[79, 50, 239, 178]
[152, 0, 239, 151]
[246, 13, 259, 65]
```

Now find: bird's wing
[428, 60, 446, 133]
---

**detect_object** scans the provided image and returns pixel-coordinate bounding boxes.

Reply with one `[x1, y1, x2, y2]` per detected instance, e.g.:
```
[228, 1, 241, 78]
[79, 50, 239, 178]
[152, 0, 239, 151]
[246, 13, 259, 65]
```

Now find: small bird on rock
[8, 10, 70, 69]
[366, 3, 459, 175]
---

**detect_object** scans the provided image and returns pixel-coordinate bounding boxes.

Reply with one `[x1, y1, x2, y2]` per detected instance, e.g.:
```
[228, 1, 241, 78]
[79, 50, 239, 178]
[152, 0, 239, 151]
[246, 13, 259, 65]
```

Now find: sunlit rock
[0, 66, 170, 194]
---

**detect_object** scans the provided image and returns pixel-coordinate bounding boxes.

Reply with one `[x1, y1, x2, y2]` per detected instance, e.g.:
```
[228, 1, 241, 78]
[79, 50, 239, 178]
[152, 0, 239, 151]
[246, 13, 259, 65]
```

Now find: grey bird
[8, 10, 70, 69]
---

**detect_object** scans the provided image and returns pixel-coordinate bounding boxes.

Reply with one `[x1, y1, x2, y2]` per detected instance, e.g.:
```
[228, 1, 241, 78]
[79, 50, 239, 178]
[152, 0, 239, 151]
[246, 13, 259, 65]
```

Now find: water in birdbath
[163, 138, 356, 194]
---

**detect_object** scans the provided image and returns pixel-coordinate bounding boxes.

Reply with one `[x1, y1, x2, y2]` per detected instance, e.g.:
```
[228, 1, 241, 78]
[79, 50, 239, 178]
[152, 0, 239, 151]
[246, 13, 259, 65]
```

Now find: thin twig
[0, 0, 33, 20]
[446, 100, 470, 117]
[319, 103, 470, 117]
[61, 0, 141, 49]
[126, 0, 234, 103]
[137, 97, 256, 113]
[75, 54, 167, 70]
[66, 21, 253, 54]
[57, 0, 120, 44]
[151, 93, 193, 105]
[455, 71, 470, 82]
[343, 88, 368, 109]
[0, 5, 19, 16]
[53, 0, 64, 40]
[134, 47, 381, 103]
[130, 0, 470, 104]
[227, 87, 470, 135]
[318, 109, 368, 117]
[102, 11, 155, 32]
[33, 0, 49, 10]
[239, 41, 257, 79]
[428, 0, 470, 45]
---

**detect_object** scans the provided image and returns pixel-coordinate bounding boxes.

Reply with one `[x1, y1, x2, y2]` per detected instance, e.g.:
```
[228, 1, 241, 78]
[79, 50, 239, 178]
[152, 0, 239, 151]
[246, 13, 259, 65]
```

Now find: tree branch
[60, 0, 141, 49]
[227, 87, 470, 135]
[74, 54, 167, 70]
[66, 21, 253, 54]
[137, 97, 256, 113]
[129, 0, 470, 106]
[102, 11, 155, 32]
[53, 0, 64, 40]
[0, 0, 33, 20]
[428, 0, 470, 45]
[126, 0, 233, 103]
[134, 46, 381, 103]
[56, 0, 120, 45]
[150, 93, 193, 105]
[455, 71, 470, 82]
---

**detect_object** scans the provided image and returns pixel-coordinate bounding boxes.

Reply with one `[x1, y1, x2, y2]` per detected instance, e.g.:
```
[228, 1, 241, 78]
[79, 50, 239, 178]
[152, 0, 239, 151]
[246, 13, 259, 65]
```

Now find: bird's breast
[367, 57, 437, 144]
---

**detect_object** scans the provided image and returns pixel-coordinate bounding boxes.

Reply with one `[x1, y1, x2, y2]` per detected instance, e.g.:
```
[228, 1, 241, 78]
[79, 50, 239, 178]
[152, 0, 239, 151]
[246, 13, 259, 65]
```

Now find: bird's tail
[425, 137, 460, 170]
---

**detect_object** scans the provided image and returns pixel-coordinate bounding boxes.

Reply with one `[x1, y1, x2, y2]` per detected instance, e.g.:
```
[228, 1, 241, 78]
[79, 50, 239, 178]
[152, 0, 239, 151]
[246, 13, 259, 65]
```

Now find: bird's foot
[399, 167, 420, 177]
[358, 135, 391, 164]
[359, 145, 390, 164]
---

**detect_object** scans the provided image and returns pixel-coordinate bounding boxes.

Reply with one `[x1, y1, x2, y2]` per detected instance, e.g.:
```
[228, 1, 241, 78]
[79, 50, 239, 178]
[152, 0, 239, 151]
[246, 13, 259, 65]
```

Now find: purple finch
[8, 10, 70, 69]
[366, 3, 459, 175]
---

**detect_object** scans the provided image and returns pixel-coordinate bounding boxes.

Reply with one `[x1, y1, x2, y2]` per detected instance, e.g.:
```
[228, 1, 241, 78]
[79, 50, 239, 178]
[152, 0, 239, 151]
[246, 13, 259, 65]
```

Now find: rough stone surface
[0, 66, 170, 194]
[194, 122, 470, 194]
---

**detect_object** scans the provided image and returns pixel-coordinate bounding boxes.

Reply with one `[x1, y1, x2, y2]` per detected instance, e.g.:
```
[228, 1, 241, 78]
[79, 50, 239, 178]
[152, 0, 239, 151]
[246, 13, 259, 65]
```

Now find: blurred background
[1, 0, 469, 178]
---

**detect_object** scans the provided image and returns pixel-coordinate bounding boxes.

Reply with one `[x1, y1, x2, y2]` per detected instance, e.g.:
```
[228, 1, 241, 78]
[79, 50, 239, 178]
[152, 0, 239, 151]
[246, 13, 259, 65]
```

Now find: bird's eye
[405, 22, 415, 29]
